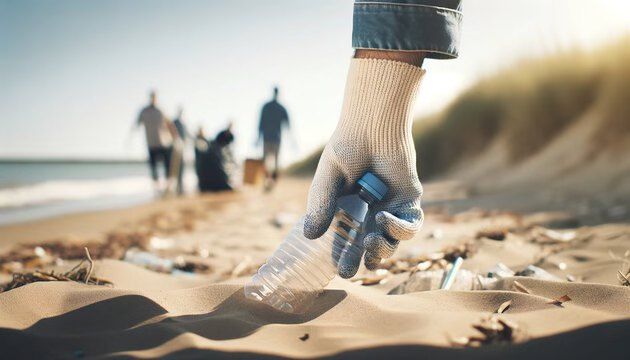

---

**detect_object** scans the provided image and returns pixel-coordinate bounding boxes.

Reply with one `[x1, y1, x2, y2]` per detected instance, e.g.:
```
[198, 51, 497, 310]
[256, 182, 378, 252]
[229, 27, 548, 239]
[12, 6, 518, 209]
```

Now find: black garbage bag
[195, 138, 232, 192]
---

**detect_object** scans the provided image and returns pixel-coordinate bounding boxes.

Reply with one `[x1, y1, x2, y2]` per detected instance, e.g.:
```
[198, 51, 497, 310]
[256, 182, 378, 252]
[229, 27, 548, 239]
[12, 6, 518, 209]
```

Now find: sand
[0, 178, 629, 359]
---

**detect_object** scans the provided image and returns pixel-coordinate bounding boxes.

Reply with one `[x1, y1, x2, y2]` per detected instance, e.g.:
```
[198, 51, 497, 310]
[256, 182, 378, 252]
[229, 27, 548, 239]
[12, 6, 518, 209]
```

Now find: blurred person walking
[258, 86, 290, 190]
[171, 106, 191, 195]
[136, 90, 176, 194]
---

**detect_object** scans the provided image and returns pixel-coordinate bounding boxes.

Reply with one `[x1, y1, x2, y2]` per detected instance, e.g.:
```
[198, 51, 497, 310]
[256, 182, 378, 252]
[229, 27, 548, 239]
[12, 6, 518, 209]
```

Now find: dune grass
[592, 38, 630, 146]
[288, 36, 630, 179]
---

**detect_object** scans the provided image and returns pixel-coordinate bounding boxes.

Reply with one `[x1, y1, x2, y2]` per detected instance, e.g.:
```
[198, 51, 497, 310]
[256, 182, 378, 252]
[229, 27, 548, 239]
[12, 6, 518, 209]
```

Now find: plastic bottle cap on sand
[357, 172, 388, 201]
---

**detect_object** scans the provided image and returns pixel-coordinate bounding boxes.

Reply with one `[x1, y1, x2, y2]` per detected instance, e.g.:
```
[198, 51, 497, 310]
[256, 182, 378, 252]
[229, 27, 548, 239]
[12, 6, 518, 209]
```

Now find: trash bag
[195, 138, 232, 192]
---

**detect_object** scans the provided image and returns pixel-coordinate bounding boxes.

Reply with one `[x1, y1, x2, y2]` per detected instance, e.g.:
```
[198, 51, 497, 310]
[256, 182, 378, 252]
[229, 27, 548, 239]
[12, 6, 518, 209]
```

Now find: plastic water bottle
[244, 172, 387, 313]
[123, 248, 174, 273]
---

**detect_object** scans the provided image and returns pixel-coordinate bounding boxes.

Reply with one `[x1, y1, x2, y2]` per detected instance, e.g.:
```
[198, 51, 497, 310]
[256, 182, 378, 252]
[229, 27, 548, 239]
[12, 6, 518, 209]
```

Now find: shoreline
[0, 192, 153, 227]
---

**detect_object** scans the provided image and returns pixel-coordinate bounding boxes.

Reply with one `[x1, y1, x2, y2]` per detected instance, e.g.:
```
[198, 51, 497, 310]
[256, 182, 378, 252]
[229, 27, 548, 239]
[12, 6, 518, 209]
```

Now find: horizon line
[0, 157, 146, 165]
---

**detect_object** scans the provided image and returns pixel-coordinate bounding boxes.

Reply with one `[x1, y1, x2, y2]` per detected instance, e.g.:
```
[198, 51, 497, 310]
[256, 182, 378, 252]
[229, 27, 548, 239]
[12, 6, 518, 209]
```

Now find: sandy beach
[3, 1, 630, 358]
[0, 178, 628, 359]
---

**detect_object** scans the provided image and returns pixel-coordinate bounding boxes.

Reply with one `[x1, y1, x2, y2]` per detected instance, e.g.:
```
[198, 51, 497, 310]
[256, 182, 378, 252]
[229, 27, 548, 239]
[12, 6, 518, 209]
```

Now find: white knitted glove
[304, 58, 425, 278]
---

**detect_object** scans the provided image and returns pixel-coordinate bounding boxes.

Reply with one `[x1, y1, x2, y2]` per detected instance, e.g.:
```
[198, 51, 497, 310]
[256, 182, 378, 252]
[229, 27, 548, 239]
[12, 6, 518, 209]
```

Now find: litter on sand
[530, 227, 577, 244]
[515, 265, 560, 281]
[440, 257, 464, 289]
[449, 315, 525, 347]
[614, 252, 630, 286]
[496, 300, 512, 314]
[547, 294, 572, 306]
[512, 281, 531, 294]
[1, 248, 112, 293]
[353, 274, 389, 286]
[487, 263, 515, 278]
[476, 228, 509, 241]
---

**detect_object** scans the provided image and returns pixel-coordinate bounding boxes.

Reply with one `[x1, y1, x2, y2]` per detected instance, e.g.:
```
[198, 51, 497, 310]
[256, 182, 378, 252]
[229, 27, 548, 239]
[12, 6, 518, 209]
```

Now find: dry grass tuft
[415, 36, 630, 179]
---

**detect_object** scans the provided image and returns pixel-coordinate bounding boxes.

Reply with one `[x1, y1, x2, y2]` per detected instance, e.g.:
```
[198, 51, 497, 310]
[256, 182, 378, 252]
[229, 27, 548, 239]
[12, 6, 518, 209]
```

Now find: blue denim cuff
[352, 0, 463, 59]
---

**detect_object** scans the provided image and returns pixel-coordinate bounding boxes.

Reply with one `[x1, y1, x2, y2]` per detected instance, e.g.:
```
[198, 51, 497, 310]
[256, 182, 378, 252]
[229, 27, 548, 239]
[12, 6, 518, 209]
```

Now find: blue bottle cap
[357, 172, 388, 201]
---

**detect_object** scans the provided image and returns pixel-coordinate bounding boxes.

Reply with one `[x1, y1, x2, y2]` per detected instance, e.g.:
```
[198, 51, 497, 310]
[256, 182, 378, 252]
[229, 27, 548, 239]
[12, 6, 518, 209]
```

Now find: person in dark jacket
[258, 86, 289, 188]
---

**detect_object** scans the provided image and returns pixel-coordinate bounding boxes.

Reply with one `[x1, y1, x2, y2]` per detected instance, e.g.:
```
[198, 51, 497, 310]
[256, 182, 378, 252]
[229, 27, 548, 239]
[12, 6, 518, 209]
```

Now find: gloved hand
[304, 58, 425, 278]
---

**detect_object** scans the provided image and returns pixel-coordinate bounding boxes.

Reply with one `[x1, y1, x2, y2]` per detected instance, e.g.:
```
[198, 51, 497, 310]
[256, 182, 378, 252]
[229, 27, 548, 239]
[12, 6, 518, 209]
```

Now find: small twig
[547, 294, 572, 306]
[84, 247, 93, 284]
[497, 300, 512, 314]
[512, 281, 531, 294]
[66, 258, 86, 276]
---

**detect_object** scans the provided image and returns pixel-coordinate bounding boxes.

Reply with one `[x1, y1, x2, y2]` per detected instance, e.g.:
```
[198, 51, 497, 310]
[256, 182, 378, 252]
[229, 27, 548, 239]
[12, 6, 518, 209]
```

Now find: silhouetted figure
[215, 122, 235, 147]
[171, 106, 190, 195]
[195, 124, 235, 192]
[136, 91, 174, 192]
[258, 86, 290, 189]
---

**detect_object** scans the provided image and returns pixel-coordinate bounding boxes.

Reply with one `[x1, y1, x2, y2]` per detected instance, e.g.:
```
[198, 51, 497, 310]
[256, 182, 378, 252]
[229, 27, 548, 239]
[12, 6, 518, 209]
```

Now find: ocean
[0, 161, 172, 225]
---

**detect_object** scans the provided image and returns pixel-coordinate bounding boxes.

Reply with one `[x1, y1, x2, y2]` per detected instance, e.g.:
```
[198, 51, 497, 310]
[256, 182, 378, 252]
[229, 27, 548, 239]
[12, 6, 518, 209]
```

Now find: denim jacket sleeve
[352, 0, 463, 59]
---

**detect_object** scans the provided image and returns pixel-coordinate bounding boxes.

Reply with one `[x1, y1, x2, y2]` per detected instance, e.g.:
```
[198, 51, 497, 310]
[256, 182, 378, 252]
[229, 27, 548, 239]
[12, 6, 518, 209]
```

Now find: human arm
[303, 0, 462, 277]
[304, 58, 425, 277]
[282, 106, 290, 130]
[136, 109, 144, 128]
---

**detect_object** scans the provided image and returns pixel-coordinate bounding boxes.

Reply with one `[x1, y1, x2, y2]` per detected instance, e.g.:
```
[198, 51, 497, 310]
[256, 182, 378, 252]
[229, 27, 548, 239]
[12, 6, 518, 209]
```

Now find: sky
[1, 0, 629, 164]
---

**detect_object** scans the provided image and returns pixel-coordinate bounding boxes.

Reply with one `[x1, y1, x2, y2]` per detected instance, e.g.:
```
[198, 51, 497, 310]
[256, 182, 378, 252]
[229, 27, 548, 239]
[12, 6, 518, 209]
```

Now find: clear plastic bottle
[244, 172, 387, 313]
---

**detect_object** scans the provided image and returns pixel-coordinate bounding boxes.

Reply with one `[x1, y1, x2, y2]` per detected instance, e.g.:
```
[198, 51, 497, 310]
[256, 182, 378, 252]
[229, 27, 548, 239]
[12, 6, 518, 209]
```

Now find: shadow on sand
[136, 319, 630, 359]
[0, 287, 347, 358]
[1, 288, 628, 359]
